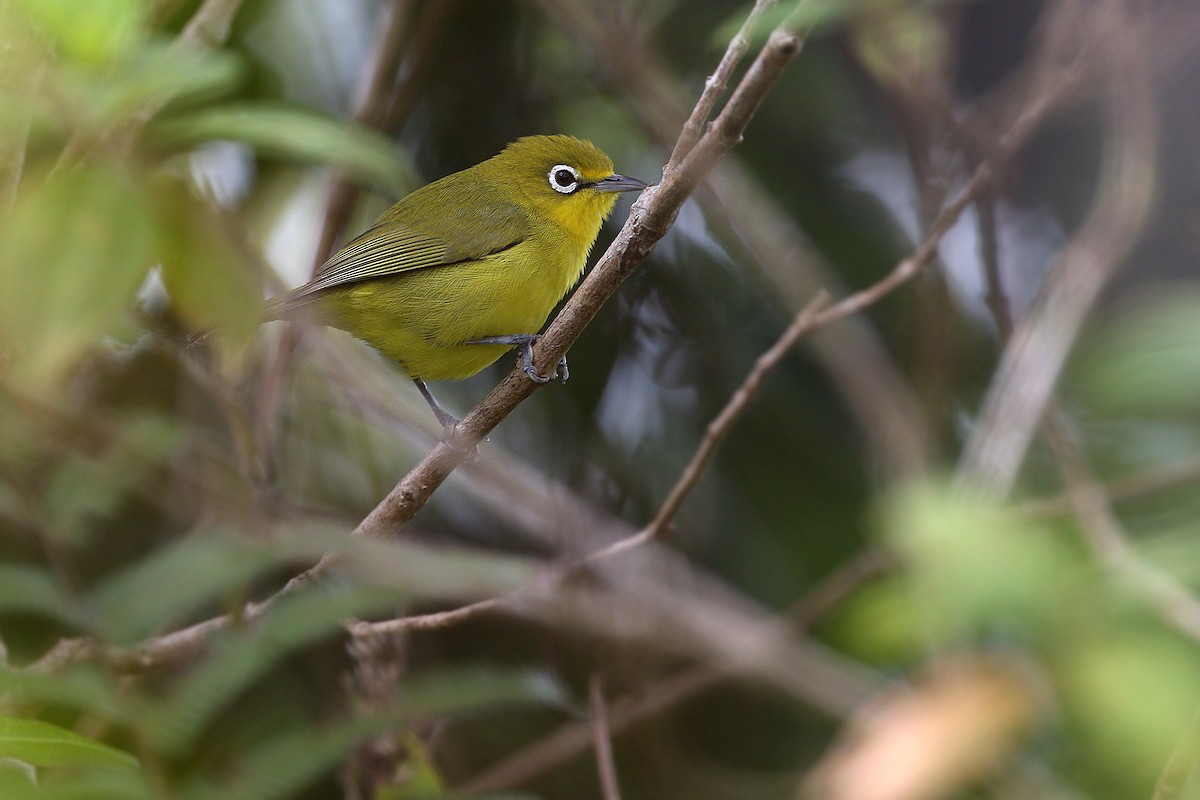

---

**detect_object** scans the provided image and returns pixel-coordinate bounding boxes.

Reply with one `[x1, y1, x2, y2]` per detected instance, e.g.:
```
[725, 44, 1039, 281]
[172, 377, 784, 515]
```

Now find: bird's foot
[467, 334, 569, 384]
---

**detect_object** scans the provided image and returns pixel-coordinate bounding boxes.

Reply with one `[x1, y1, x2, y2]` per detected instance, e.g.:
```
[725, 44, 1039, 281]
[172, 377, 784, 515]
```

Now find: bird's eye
[548, 165, 580, 194]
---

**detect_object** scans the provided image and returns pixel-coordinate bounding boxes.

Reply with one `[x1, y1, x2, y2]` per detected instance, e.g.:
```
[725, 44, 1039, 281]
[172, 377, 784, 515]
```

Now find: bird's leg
[466, 334, 569, 384]
[414, 379, 483, 459]
[414, 378, 458, 430]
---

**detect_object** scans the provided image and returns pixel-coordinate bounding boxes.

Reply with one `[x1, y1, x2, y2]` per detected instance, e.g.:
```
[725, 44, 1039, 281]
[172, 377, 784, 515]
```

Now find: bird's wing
[290, 198, 528, 299]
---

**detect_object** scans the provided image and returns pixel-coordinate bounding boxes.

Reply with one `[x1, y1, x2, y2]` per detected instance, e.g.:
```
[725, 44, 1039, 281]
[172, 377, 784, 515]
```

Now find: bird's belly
[319, 244, 583, 381]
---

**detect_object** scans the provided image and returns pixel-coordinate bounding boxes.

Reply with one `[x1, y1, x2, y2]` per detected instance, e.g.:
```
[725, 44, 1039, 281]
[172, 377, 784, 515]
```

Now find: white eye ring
[548, 164, 580, 194]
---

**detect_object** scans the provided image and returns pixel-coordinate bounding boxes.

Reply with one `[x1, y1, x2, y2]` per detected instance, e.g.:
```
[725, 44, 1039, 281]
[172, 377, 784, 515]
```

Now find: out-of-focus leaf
[97, 44, 243, 122]
[0, 566, 83, 626]
[343, 535, 536, 600]
[1077, 289, 1200, 416]
[13, 0, 143, 65]
[852, 4, 948, 88]
[0, 717, 138, 771]
[0, 759, 36, 797]
[1055, 631, 1200, 790]
[26, 765, 154, 799]
[176, 715, 396, 800]
[402, 667, 572, 719]
[90, 531, 280, 644]
[713, 0, 975, 46]
[175, 668, 566, 800]
[41, 414, 181, 545]
[879, 481, 1079, 645]
[0, 668, 124, 722]
[0, 165, 157, 389]
[156, 188, 262, 368]
[825, 576, 925, 662]
[147, 584, 398, 756]
[148, 104, 412, 193]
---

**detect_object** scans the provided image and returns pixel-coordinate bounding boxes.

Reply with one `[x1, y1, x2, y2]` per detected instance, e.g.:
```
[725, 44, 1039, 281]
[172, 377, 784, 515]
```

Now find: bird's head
[493, 135, 648, 244]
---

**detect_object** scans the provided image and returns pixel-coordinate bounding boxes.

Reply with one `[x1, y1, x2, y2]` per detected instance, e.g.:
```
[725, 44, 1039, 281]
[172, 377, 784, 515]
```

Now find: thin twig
[177, 0, 246, 49]
[957, 0, 1157, 498]
[455, 548, 889, 794]
[667, 0, 779, 168]
[589, 674, 623, 800]
[1043, 411, 1200, 643]
[644, 291, 830, 538]
[1018, 456, 1200, 519]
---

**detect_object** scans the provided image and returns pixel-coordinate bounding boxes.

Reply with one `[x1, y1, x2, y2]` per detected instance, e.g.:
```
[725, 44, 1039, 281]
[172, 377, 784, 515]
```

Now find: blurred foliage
[1, 0, 1200, 798]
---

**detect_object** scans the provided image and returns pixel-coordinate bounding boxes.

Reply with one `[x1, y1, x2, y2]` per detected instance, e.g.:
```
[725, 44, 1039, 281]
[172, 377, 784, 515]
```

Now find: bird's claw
[518, 336, 569, 384]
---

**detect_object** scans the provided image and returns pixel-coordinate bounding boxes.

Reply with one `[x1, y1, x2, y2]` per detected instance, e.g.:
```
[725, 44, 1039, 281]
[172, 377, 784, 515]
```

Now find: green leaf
[148, 104, 413, 193]
[25, 766, 154, 799]
[13, 0, 143, 64]
[0, 717, 138, 771]
[1056, 631, 1200, 790]
[175, 668, 565, 800]
[1076, 288, 1200, 416]
[96, 43, 243, 123]
[0, 165, 157, 389]
[156, 189, 262, 362]
[402, 668, 571, 719]
[89, 531, 280, 644]
[0, 668, 124, 723]
[147, 584, 398, 756]
[176, 717, 386, 800]
[0, 566, 82, 626]
[879, 480, 1080, 644]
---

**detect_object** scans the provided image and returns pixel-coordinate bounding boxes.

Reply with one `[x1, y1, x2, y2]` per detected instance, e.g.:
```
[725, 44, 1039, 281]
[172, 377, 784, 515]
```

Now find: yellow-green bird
[269, 135, 647, 427]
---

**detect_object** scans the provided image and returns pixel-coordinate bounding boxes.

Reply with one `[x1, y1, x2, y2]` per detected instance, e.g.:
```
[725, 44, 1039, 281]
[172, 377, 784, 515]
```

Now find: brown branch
[177, 0, 246, 49]
[1018, 456, 1200, 519]
[642, 291, 829, 539]
[667, 0, 779, 168]
[956, 0, 1158, 498]
[1043, 411, 1200, 643]
[589, 674, 623, 800]
[455, 548, 889, 794]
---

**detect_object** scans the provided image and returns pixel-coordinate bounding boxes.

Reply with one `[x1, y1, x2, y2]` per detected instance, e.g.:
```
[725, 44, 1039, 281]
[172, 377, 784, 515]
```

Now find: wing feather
[285, 188, 528, 301]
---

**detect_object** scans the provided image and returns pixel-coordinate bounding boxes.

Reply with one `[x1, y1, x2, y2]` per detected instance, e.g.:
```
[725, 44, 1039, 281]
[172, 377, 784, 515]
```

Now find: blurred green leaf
[176, 667, 566, 800]
[1077, 288, 1200, 416]
[25, 767, 154, 800]
[146, 583, 398, 756]
[156, 189, 262, 363]
[41, 414, 180, 545]
[148, 104, 413, 193]
[0, 667, 125, 722]
[879, 481, 1080, 645]
[402, 667, 572, 719]
[1055, 631, 1200, 790]
[0, 717, 138, 771]
[96, 43, 243, 123]
[343, 535, 536, 600]
[90, 531, 280, 644]
[177, 720, 371, 800]
[13, 0, 143, 65]
[0, 165, 157, 389]
[0, 566, 83, 626]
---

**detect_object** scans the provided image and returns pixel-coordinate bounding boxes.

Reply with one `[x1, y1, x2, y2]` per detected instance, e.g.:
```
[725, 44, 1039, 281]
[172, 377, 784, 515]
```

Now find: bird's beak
[589, 174, 649, 193]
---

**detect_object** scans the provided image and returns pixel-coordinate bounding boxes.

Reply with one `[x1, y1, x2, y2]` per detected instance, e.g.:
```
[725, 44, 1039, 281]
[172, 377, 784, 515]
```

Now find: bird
[268, 134, 648, 429]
